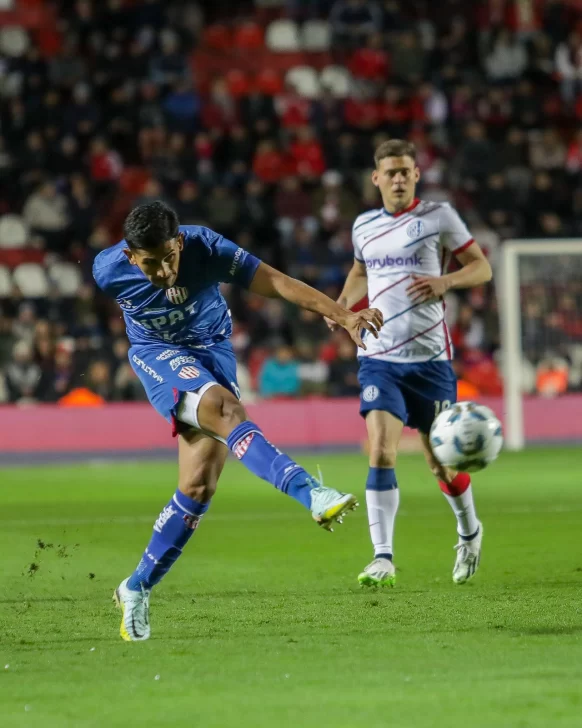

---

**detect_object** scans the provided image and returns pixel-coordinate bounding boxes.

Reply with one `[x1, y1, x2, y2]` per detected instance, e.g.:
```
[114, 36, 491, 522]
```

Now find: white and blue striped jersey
[353, 198, 474, 363]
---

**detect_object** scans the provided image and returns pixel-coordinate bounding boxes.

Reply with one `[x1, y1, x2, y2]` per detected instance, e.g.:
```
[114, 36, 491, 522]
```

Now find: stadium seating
[0, 215, 28, 249]
[48, 262, 83, 296]
[300, 20, 331, 53]
[12, 263, 49, 297]
[286, 66, 321, 99]
[266, 19, 301, 52]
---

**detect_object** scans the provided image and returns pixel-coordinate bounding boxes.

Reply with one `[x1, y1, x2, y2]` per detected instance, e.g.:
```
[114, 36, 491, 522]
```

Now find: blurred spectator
[296, 341, 329, 395]
[555, 32, 582, 104]
[484, 29, 528, 83]
[172, 181, 207, 225]
[5, 342, 41, 403]
[328, 337, 359, 396]
[22, 181, 70, 251]
[163, 81, 200, 133]
[330, 0, 383, 50]
[529, 129, 567, 171]
[258, 344, 300, 398]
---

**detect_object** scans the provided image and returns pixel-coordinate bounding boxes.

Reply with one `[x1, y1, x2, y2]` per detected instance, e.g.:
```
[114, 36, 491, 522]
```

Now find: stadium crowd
[0, 0, 581, 405]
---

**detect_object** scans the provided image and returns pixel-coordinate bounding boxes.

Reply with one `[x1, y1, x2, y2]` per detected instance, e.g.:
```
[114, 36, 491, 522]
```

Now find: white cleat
[452, 522, 483, 584]
[113, 578, 151, 641]
[310, 486, 358, 532]
[358, 557, 396, 588]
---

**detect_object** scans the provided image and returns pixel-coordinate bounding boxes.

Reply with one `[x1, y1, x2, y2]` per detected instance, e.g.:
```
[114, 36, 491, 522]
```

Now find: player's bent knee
[178, 478, 217, 503]
[197, 385, 247, 438]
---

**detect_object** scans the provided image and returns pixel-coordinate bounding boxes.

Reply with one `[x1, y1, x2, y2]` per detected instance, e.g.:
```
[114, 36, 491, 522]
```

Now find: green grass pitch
[1, 450, 582, 727]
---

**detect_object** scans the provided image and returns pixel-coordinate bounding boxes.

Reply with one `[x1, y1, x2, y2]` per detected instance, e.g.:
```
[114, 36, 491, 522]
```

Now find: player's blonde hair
[374, 140, 417, 168]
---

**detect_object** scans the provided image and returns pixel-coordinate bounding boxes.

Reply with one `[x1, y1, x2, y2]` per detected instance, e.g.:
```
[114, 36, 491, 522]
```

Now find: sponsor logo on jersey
[233, 432, 255, 459]
[363, 385, 380, 402]
[183, 514, 202, 531]
[156, 349, 180, 361]
[229, 247, 243, 277]
[154, 504, 177, 533]
[118, 298, 134, 310]
[132, 354, 164, 383]
[165, 286, 189, 305]
[178, 365, 200, 379]
[170, 355, 197, 371]
[366, 253, 422, 269]
[406, 220, 425, 239]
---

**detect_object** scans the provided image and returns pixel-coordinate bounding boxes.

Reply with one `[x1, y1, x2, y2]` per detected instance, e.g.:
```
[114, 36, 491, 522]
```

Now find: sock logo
[153, 505, 177, 533]
[233, 432, 255, 459]
[183, 514, 202, 531]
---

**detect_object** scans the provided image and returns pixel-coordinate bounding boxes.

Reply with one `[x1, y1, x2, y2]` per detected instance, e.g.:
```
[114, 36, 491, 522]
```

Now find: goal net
[500, 240, 582, 450]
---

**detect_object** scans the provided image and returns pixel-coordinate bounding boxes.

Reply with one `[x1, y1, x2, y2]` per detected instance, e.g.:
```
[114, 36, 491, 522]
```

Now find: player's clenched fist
[337, 308, 384, 350]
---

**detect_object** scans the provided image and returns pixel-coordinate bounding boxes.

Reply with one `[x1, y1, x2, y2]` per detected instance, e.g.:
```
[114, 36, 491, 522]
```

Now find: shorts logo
[156, 349, 180, 361]
[406, 220, 425, 239]
[363, 385, 380, 403]
[183, 514, 202, 531]
[132, 354, 164, 383]
[166, 286, 189, 305]
[233, 432, 255, 459]
[178, 365, 200, 379]
[170, 355, 197, 371]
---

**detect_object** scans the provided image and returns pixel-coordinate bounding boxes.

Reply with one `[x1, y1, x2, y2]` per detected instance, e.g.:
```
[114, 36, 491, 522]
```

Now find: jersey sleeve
[439, 204, 474, 254]
[201, 227, 261, 288]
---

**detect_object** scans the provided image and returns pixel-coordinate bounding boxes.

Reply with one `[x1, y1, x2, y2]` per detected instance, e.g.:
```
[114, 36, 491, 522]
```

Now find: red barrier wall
[0, 396, 581, 455]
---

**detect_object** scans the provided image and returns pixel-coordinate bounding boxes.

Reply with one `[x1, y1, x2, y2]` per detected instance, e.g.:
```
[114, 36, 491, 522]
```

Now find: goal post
[499, 239, 582, 450]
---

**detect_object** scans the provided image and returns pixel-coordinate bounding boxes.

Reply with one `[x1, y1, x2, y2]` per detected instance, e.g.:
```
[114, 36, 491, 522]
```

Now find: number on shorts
[434, 400, 451, 417]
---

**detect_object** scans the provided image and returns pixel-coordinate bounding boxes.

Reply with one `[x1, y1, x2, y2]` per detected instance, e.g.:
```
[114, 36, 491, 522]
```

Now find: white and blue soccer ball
[429, 401, 503, 473]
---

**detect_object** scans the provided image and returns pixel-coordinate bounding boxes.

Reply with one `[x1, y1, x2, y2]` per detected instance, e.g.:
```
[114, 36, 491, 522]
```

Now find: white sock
[441, 476, 479, 538]
[366, 488, 400, 558]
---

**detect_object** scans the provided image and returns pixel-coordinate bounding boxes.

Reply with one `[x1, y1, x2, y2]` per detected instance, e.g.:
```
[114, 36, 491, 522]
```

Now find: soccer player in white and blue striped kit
[327, 140, 493, 587]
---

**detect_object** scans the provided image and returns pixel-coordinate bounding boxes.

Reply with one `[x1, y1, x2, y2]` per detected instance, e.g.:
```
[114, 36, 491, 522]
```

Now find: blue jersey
[92, 226, 261, 348]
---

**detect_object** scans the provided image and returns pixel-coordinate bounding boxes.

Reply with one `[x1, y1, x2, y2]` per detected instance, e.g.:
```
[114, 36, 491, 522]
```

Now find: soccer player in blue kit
[93, 201, 383, 641]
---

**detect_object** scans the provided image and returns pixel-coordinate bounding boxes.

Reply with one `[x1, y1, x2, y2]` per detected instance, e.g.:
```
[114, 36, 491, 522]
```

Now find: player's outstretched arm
[407, 242, 492, 303]
[249, 262, 383, 350]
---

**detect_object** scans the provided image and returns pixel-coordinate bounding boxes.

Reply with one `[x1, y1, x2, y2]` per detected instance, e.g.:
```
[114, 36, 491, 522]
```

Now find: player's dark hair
[374, 139, 417, 167]
[123, 201, 180, 251]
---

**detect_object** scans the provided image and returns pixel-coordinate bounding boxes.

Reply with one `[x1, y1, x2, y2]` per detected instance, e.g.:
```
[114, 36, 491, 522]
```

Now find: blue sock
[227, 421, 314, 509]
[127, 489, 209, 592]
[366, 467, 398, 491]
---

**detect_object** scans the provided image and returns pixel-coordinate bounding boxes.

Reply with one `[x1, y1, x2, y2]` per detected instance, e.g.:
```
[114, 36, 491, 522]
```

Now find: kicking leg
[188, 384, 358, 531]
[115, 432, 227, 641]
[420, 433, 482, 584]
[358, 410, 402, 588]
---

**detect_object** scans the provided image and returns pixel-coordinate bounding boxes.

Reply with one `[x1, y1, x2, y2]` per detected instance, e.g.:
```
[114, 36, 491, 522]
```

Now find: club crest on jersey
[178, 365, 200, 380]
[406, 220, 425, 239]
[166, 286, 189, 305]
[363, 385, 380, 403]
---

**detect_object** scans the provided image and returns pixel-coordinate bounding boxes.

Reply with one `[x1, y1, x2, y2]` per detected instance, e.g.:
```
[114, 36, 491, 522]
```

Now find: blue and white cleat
[452, 521, 483, 584]
[113, 578, 151, 641]
[310, 485, 358, 531]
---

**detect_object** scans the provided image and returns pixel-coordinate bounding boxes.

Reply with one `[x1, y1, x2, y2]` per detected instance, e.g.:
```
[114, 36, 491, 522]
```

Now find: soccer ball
[429, 401, 503, 473]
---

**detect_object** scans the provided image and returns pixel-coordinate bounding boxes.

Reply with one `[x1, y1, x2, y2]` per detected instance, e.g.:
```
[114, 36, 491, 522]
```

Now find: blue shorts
[358, 358, 457, 434]
[129, 341, 239, 435]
